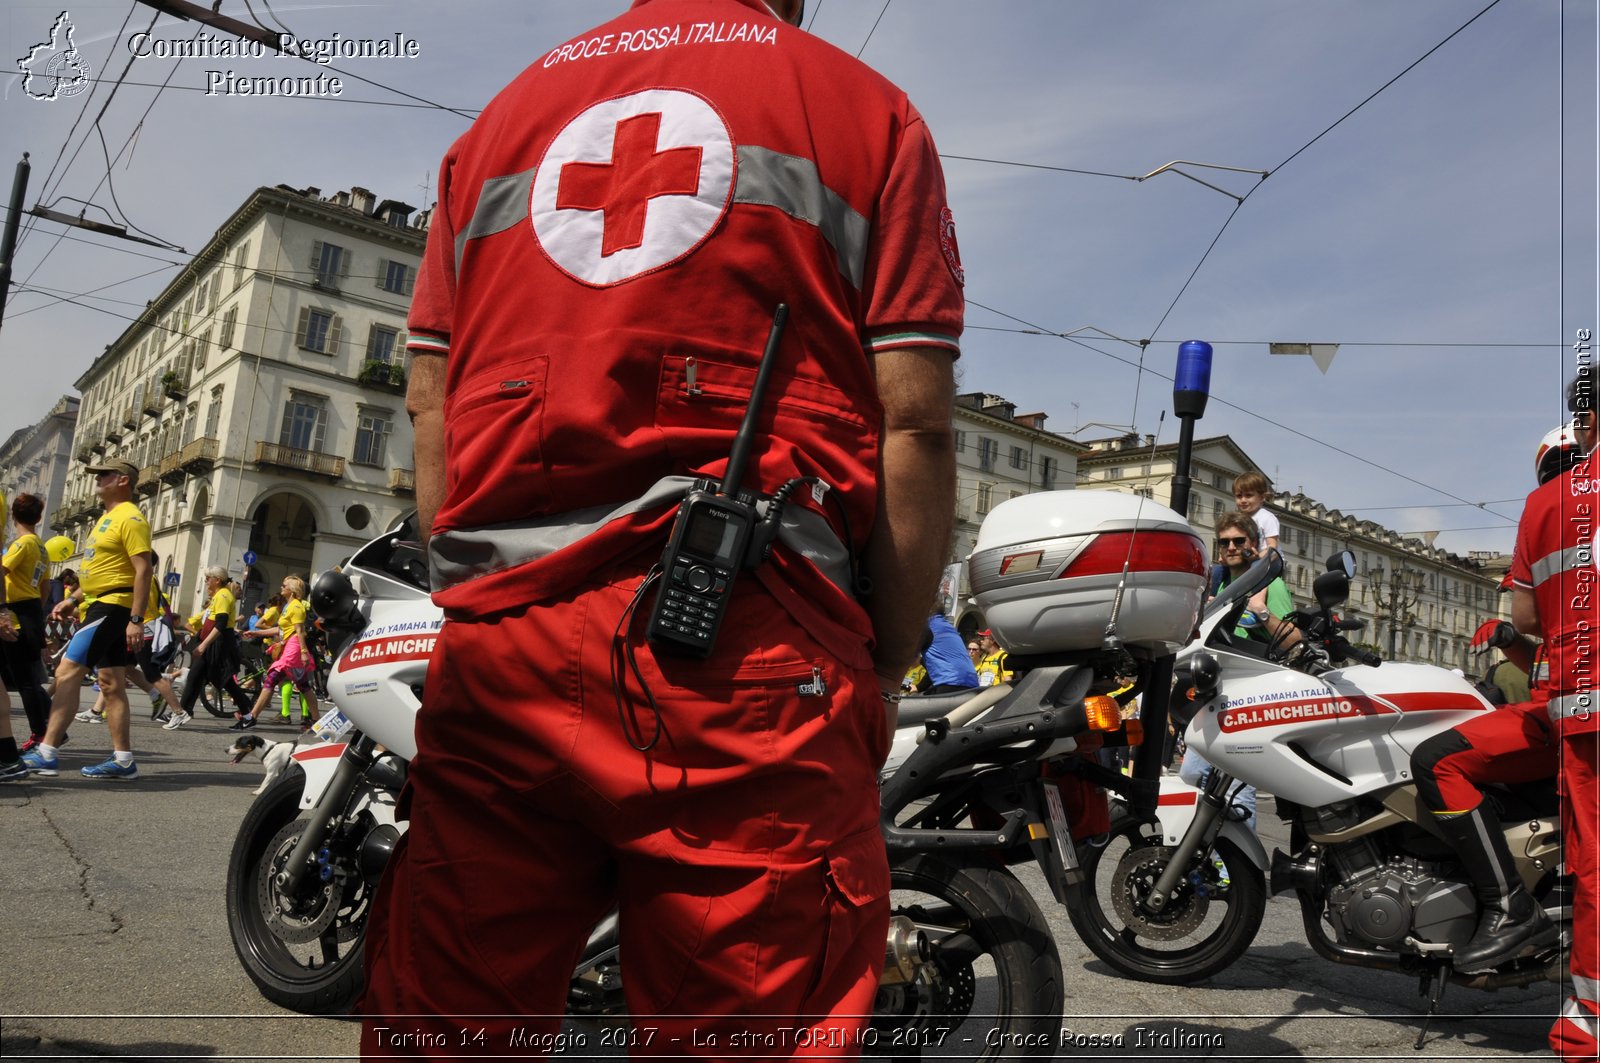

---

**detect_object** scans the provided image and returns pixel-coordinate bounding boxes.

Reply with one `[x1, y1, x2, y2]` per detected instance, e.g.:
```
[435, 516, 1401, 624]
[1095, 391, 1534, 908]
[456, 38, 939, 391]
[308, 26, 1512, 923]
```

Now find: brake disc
[1109, 844, 1208, 940]
[257, 819, 345, 944]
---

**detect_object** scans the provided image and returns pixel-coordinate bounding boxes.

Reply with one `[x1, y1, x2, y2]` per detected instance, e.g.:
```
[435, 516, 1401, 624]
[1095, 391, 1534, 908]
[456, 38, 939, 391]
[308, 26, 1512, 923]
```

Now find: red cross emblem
[557, 113, 703, 258]
[531, 89, 734, 287]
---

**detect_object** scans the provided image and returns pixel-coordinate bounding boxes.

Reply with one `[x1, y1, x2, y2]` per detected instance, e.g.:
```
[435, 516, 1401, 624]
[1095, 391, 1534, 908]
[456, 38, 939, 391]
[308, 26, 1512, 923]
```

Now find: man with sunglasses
[20, 460, 152, 780]
[1211, 512, 1298, 651]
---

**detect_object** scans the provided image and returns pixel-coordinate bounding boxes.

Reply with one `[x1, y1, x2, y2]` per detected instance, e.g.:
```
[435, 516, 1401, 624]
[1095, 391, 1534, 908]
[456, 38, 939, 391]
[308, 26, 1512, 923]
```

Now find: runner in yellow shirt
[169, 565, 255, 728]
[240, 574, 318, 730]
[22, 461, 153, 780]
[2, 494, 54, 751]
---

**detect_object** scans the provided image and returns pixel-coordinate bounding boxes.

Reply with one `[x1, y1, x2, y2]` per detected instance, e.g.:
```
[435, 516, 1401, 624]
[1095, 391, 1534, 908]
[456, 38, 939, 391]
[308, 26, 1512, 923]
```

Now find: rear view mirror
[1327, 550, 1356, 578]
[1313, 569, 1350, 611]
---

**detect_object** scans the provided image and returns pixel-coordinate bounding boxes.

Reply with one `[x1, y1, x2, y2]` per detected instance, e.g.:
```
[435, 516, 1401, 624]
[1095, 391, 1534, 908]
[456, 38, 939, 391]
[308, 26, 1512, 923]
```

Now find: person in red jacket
[359, 0, 963, 1056]
[1512, 366, 1600, 1058]
[1408, 416, 1591, 973]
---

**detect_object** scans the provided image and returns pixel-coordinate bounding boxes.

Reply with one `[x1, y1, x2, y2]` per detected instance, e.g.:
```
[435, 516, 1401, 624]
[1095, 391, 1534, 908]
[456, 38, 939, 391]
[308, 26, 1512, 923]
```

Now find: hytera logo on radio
[16, 12, 95, 101]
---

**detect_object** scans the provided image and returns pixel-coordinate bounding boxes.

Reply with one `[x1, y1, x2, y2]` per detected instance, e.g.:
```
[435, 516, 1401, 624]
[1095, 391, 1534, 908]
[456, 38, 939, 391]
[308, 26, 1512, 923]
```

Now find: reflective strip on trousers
[1558, 997, 1600, 1047]
[428, 475, 855, 598]
[1548, 692, 1600, 723]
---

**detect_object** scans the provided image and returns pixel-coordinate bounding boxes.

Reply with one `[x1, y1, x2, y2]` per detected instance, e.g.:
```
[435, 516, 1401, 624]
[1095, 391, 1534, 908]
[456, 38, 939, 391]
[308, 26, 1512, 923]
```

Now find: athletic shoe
[81, 758, 139, 781]
[20, 749, 59, 776]
[74, 709, 97, 723]
[161, 711, 192, 731]
[0, 758, 29, 782]
[153, 710, 172, 725]
[229, 715, 256, 731]
[19, 734, 42, 755]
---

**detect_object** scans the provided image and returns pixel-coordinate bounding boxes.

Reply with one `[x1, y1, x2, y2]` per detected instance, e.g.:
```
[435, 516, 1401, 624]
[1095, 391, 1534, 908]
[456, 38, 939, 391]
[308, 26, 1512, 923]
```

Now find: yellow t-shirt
[81, 501, 152, 609]
[280, 597, 308, 643]
[208, 584, 239, 628]
[3, 533, 46, 602]
[258, 605, 281, 644]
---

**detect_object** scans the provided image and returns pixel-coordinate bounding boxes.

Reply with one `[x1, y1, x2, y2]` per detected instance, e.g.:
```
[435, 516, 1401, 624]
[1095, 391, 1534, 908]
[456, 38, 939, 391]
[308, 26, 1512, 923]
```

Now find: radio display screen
[684, 506, 740, 565]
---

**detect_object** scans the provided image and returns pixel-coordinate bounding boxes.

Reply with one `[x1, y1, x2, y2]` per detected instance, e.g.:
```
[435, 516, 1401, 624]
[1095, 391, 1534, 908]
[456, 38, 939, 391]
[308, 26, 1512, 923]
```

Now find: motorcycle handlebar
[1332, 636, 1382, 668]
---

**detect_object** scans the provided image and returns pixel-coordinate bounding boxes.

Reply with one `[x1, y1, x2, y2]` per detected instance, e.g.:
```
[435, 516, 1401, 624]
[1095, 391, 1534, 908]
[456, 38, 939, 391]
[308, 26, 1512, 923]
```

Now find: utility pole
[0, 152, 32, 335]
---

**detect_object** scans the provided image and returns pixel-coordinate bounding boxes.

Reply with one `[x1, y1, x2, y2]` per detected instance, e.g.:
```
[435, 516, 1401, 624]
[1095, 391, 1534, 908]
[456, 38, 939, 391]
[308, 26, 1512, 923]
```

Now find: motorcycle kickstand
[1413, 963, 1449, 1051]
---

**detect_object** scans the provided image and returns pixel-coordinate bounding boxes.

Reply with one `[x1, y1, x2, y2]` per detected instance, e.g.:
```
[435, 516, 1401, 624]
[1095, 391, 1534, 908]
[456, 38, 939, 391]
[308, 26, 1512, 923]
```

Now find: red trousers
[1411, 700, 1556, 814]
[359, 567, 890, 1059]
[1554, 731, 1600, 1060]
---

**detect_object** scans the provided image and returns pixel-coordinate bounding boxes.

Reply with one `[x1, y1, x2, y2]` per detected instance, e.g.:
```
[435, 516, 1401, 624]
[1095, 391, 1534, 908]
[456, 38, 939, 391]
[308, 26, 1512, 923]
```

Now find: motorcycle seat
[897, 689, 984, 727]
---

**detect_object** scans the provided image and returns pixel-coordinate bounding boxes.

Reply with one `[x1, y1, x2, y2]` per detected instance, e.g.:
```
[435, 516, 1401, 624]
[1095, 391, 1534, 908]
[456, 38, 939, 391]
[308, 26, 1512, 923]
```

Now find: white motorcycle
[226, 509, 1154, 1054]
[1062, 547, 1568, 1040]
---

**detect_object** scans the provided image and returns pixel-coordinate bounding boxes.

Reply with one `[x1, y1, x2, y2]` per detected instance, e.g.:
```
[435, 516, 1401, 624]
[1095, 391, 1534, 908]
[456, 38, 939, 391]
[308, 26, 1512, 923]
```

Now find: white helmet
[1536, 421, 1585, 485]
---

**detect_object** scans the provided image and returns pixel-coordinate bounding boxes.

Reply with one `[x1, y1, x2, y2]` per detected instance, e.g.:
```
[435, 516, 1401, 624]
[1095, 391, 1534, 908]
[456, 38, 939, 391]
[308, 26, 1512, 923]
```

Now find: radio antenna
[1101, 413, 1166, 653]
[720, 304, 788, 496]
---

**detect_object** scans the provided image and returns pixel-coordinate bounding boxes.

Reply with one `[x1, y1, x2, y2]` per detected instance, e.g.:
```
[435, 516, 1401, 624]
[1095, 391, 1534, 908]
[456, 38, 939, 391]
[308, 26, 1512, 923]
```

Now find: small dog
[226, 734, 297, 796]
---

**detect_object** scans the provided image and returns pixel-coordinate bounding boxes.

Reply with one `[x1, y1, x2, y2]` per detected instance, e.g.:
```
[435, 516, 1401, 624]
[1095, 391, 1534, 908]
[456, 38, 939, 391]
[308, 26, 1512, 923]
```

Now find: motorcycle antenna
[1100, 412, 1167, 654]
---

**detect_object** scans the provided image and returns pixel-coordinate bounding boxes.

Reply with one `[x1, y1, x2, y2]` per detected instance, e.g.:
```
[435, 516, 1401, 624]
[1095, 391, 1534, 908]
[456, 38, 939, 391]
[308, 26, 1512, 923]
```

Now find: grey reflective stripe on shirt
[453, 167, 537, 273]
[732, 146, 869, 289]
[429, 475, 854, 598]
[1547, 691, 1598, 722]
[449, 149, 868, 287]
[1530, 545, 1593, 587]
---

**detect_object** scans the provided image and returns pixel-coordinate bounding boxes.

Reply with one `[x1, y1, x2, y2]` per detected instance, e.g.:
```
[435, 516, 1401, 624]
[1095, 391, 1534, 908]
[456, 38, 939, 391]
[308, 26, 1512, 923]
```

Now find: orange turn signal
[1084, 695, 1121, 732]
[1122, 719, 1145, 747]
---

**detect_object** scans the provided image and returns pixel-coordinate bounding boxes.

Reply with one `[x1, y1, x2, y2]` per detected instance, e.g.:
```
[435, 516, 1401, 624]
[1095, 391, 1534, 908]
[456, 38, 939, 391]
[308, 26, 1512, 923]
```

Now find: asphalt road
[0, 689, 1564, 1062]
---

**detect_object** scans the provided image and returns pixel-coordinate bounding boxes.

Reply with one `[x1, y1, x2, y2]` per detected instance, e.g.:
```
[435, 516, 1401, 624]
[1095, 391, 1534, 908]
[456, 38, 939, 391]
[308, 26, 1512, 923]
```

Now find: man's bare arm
[1512, 586, 1543, 639]
[407, 351, 447, 542]
[866, 346, 956, 697]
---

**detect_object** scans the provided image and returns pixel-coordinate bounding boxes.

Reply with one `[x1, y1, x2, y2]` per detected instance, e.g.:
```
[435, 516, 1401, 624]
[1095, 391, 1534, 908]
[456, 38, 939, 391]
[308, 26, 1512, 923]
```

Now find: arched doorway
[247, 491, 319, 609]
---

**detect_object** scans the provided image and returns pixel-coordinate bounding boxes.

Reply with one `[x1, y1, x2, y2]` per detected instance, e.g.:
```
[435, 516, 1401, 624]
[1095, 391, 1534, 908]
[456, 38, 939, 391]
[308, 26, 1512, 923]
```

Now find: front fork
[273, 734, 381, 906]
[1142, 767, 1233, 915]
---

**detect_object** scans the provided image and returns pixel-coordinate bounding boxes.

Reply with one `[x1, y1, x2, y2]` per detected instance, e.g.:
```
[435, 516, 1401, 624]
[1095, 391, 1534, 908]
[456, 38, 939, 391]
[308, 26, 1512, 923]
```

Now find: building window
[368, 324, 400, 364]
[312, 240, 348, 288]
[379, 259, 416, 295]
[978, 437, 998, 472]
[183, 403, 198, 444]
[233, 241, 251, 290]
[976, 482, 993, 514]
[297, 307, 342, 354]
[1009, 445, 1026, 471]
[353, 410, 390, 466]
[219, 306, 237, 350]
[205, 387, 224, 438]
[1040, 456, 1057, 491]
[1134, 487, 1153, 499]
[1212, 499, 1224, 523]
[1105, 467, 1123, 480]
[953, 430, 966, 452]
[280, 393, 328, 452]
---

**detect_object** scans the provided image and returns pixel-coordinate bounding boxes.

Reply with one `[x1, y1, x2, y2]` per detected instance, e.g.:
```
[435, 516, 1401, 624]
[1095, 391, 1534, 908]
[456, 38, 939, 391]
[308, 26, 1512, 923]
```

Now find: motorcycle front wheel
[874, 854, 1062, 1057]
[226, 765, 373, 1013]
[1065, 813, 1265, 984]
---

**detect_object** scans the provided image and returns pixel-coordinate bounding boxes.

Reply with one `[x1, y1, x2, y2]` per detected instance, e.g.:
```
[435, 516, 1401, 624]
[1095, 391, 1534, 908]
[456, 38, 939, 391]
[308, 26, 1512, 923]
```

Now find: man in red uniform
[1409, 417, 1592, 973]
[359, 0, 962, 1056]
[1512, 366, 1600, 1059]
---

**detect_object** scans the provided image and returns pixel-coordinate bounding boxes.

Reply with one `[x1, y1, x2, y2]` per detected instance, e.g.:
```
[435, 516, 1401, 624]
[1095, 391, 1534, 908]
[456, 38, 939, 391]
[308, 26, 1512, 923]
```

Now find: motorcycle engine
[1326, 842, 1476, 950]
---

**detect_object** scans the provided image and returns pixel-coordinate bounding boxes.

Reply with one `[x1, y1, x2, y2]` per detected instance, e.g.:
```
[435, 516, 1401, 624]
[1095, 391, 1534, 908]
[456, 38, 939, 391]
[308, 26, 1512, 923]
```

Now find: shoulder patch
[938, 206, 964, 288]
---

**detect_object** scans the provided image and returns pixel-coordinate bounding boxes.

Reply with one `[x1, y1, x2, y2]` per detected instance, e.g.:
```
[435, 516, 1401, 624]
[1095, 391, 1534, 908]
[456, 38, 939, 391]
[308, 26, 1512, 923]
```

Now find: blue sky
[3, 0, 1596, 556]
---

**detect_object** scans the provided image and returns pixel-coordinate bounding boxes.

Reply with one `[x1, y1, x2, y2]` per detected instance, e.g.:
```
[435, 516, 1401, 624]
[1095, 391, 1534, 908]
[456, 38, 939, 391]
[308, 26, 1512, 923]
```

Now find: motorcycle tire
[875, 854, 1062, 1057]
[226, 764, 371, 1014]
[1065, 812, 1265, 985]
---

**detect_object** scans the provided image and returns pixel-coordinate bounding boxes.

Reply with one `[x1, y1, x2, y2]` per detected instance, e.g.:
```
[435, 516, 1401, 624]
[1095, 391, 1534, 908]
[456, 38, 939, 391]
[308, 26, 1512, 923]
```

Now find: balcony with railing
[137, 464, 160, 495]
[389, 467, 415, 494]
[255, 441, 344, 480]
[122, 404, 140, 430]
[178, 436, 220, 474]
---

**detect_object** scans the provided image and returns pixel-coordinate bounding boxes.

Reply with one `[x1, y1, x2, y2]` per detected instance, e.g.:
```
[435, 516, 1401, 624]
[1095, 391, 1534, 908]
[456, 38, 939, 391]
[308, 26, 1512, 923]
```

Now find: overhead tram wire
[18, 16, 195, 292]
[1144, 0, 1509, 339]
[962, 299, 1519, 528]
[856, 0, 891, 59]
[965, 324, 1564, 351]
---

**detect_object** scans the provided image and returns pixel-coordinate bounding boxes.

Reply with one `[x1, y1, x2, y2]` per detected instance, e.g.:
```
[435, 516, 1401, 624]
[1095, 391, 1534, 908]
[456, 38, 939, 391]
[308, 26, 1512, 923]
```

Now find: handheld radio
[645, 305, 789, 658]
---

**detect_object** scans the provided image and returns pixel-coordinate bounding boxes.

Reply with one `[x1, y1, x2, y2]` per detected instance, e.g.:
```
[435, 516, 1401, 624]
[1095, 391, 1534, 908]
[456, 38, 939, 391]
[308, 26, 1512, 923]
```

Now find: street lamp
[1371, 563, 1426, 661]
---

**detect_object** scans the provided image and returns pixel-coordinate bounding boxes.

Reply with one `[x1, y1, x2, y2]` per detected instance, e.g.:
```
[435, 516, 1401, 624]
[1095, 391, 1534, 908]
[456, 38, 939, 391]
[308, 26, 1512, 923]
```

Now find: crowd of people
[0, 463, 324, 782]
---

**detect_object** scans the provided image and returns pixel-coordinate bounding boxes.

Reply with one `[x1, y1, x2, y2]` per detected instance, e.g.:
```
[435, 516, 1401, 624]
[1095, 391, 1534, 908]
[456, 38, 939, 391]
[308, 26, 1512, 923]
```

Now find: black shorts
[63, 601, 135, 670]
[134, 643, 164, 684]
[0, 598, 46, 687]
